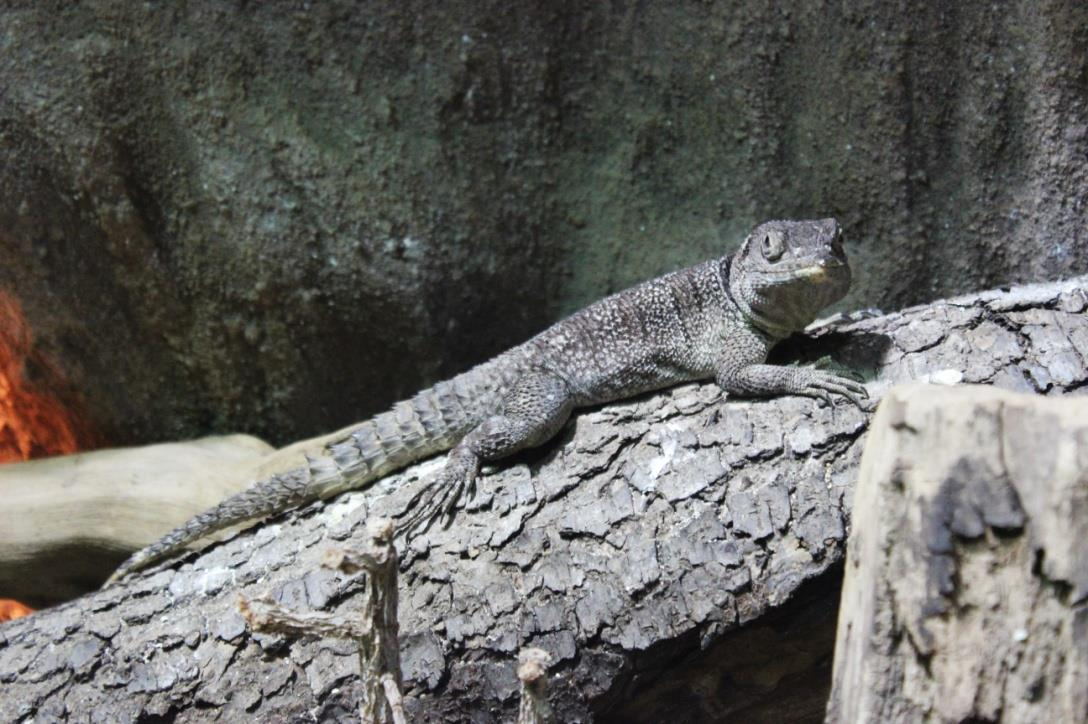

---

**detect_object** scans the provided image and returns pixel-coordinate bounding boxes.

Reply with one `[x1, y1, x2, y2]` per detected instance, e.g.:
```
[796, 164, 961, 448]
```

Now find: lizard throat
[721, 256, 797, 339]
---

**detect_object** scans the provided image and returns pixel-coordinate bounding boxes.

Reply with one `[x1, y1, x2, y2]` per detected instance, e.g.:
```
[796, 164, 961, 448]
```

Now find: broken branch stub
[518, 647, 555, 724]
[240, 518, 403, 723]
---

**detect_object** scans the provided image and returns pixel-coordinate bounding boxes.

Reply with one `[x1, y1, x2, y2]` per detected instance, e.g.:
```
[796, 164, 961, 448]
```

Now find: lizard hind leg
[400, 370, 575, 536]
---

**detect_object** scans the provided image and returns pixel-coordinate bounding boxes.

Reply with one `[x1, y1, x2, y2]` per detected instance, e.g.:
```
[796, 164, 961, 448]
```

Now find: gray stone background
[1, 1, 1085, 447]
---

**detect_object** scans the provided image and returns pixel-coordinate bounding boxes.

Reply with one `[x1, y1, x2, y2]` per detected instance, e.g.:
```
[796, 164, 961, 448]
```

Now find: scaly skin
[106, 218, 866, 585]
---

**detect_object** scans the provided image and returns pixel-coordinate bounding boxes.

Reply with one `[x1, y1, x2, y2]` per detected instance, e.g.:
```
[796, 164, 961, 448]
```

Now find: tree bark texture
[826, 384, 1088, 723]
[1, 276, 1086, 722]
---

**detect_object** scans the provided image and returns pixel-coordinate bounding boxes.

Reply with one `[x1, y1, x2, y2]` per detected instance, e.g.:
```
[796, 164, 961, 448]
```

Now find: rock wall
[1, 1, 1085, 446]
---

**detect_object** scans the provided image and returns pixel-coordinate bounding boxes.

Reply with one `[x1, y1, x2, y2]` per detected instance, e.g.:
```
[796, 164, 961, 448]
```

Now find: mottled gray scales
[106, 218, 867, 585]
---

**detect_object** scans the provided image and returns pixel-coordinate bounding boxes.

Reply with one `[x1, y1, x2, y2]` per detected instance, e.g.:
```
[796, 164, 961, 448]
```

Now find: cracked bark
[1, 276, 1086, 722]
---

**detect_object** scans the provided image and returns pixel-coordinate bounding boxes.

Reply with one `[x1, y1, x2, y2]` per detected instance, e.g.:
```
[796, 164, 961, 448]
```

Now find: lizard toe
[399, 448, 481, 537]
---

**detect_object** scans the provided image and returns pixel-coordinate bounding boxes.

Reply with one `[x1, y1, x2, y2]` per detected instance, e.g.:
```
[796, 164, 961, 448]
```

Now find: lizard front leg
[716, 359, 869, 409]
[401, 370, 575, 533]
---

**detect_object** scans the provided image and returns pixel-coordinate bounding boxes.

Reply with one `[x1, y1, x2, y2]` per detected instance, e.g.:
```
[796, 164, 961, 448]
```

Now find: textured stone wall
[1, 1, 1085, 446]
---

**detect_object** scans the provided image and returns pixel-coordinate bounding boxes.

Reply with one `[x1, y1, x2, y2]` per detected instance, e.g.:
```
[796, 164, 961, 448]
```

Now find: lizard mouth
[795, 265, 830, 281]
[791, 257, 845, 281]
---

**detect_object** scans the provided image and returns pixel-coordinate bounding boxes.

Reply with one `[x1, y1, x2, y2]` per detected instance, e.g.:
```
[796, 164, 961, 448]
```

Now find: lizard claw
[440, 480, 464, 527]
[399, 448, 480, 538]
[441, 470, 478, 527]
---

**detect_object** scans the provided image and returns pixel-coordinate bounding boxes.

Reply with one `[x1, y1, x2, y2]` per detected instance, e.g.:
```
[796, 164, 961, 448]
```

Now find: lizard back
[529, 259, 739, 404]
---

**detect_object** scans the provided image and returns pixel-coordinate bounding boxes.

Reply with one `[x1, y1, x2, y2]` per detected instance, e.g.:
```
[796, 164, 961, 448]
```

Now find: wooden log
[0, 434, 273, 606]
[0, 275, 1085, 722]
[827, 384, 1088, 723]
[0, 411, 422, 606]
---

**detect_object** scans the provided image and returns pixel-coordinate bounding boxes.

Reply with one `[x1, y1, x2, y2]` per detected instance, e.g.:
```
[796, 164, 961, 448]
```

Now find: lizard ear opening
[739, 235, 752, 258]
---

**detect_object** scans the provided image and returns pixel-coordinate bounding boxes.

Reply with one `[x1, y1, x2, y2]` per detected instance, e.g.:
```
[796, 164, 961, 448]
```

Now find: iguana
[106, 217, 866, 584]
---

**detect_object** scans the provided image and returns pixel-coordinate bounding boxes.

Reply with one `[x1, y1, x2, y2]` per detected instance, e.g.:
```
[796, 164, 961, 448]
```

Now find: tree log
[826, 384, 1088, 723]
[0, 416, 423, 606]
[1, 276, 1086, 722]
[0, 434, 273, 606]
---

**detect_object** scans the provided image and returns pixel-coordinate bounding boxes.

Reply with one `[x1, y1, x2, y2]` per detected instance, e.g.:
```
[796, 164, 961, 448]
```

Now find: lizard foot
[797, 368, 870, 410]
[399, 448, 480, 537]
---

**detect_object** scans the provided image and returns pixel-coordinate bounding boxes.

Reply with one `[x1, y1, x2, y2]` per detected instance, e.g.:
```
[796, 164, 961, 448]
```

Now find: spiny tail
[104, 352, 528, 585]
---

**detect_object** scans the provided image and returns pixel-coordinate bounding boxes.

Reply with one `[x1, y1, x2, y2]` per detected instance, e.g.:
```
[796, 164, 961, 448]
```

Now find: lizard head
[729, 218, 851, 335]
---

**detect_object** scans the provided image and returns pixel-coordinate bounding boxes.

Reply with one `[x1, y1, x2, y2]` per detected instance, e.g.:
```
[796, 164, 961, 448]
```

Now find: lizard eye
[761, 233, 783, 261]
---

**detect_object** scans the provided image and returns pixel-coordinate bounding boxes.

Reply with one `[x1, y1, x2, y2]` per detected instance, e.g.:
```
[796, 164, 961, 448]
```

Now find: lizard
[105, 217, 866, 585]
